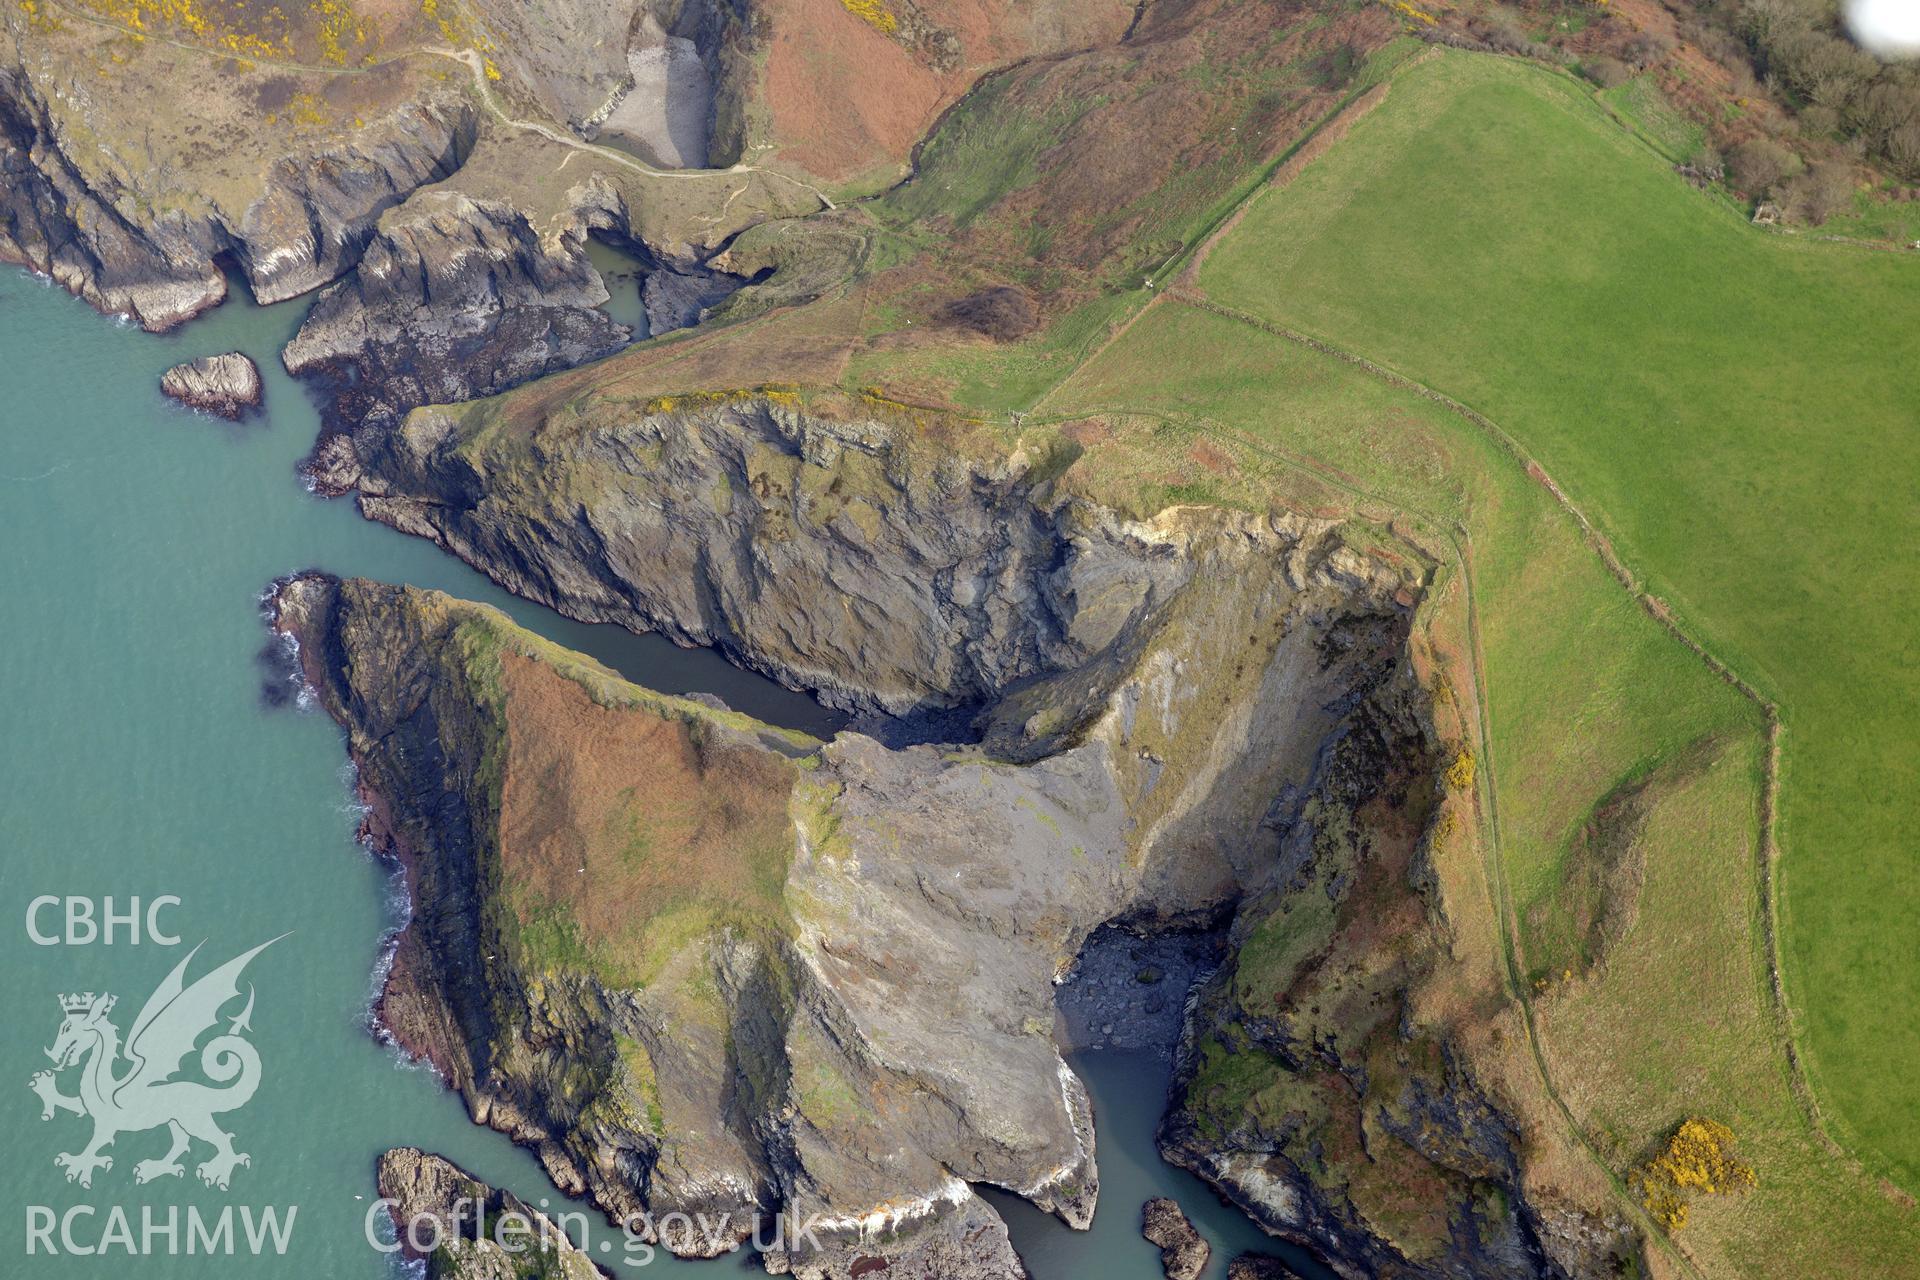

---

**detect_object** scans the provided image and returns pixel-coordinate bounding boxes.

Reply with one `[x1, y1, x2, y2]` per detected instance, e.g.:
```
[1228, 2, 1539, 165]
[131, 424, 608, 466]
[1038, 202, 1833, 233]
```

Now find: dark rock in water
[642, 263, 740, 335]
[159, 353, 262, 420]
[1226, 1254, 1301, 1280]
[1143, 1197, 1211, 1280]
[375, 1147, 604, 1279]
[255, 639, 302, 709]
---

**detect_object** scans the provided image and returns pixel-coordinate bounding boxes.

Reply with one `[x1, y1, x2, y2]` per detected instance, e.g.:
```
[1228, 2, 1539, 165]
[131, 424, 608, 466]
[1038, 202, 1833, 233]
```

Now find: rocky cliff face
[1155, 663, 1623, 1279]
[282, 190, 632, 448]
[275, 574, 1077, 1276]
[283, 182, 750, 451]
[276, 395, 1633, 1279]
[0, 38, 474, 330]
[0, 13, 755, 441]
[268, 481, 1442, 1274]
[327, 392, 1201, 726]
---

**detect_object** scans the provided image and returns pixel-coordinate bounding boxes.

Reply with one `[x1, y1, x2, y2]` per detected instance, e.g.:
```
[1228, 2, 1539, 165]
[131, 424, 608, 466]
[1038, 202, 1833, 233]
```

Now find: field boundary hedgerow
[1035, 353, 1716, 1279]
[1027, 49, 1859, 1234]
[1165, 289, 1848, 1181]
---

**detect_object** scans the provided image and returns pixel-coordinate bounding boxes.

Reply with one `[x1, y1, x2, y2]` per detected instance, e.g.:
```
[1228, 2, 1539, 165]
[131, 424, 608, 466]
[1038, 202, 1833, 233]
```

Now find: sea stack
[159, 353, 262, 420]
[1142, 1197, 1211, 1280]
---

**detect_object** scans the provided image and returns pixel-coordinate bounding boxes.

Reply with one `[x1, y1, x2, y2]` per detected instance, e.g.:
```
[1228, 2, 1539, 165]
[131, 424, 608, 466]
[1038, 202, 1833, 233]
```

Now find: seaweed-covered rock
[1225, 1255, 1299, 1280]
[1142, 1197, 1210, 1280]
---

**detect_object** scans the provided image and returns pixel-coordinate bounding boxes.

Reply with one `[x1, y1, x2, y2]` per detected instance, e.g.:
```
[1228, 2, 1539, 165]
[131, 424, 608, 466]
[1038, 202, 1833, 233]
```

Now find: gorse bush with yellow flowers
[839, 0, 896, 34]
[1635, 1117, 1757, 1232]
[65, 0, 382, 63]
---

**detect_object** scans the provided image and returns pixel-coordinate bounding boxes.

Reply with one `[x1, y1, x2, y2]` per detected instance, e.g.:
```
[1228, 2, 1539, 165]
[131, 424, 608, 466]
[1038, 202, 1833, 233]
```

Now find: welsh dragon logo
[28, 937, 282, 1191]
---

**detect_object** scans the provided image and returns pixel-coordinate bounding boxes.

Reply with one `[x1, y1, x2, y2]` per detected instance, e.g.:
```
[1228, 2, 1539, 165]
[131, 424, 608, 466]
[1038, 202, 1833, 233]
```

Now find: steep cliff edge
[276, 395, 1635, 1278]
[0, 14, 476, 329]
[281, 190, 633, 447]
[275, 574, 1067, 1276]
[324, 390, 1202, 725]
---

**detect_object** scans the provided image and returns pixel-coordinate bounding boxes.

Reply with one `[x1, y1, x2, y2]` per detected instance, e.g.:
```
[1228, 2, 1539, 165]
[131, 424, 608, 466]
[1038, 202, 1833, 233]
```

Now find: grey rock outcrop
[288, 392, 1644, 1278]
[641, 259, 738, 333]
[338, 394, 1199, 724]
[281, 183, 744, 446]
[160, 353, 262, 420]
[376, 1147, 603, 1280]
[269, 462, 1423, 1278]
[0, 59, 473, 330]
[1226, 1255, 1300, 1280]
[1142, 1197, 1210, 1280]
[282, 190, 632, 443]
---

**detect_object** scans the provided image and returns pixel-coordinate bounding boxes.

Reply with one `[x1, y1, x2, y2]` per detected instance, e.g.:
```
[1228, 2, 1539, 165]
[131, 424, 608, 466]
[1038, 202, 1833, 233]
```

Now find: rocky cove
[1, 257, 1322, 1280]
[0, 249, 1638, 1276]
[262, 385, 1634, 1279]
[0, 239, 1359, 1280]
[0, 5, 1645, 1272]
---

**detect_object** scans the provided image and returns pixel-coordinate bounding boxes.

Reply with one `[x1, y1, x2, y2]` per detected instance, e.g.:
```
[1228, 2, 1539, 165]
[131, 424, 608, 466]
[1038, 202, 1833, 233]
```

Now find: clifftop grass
[1031, 47, 1918, 1276]
[1198, 48, 1920, 1200]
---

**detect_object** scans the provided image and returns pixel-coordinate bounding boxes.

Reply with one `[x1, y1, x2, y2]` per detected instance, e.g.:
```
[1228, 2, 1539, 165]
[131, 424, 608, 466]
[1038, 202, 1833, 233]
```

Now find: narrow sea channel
[0, 267, 1324, 1279]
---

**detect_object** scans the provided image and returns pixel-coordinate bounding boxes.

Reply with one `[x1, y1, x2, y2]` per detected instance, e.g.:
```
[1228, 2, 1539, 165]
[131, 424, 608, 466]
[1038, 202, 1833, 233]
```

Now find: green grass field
[1044, 291, 1915, 1280]
[1194, 49, 1920, 1194]
[413, 21, 1918, 1266]
[1020, 44, 1920, 1269]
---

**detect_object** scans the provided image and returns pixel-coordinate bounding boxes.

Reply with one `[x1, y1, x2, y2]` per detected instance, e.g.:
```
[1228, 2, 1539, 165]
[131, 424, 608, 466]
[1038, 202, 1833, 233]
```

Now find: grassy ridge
[1196, 50, 1920, 1193]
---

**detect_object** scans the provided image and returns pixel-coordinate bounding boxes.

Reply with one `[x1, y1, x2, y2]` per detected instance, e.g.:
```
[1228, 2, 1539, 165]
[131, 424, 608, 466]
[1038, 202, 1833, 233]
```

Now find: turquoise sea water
[0, 267, 1323, 1279]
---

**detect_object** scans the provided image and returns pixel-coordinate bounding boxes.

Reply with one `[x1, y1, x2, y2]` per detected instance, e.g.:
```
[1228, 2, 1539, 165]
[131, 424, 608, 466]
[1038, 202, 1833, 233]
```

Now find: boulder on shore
[1143, 1197, 1211, 1280]
[160, 353, 262, 420]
